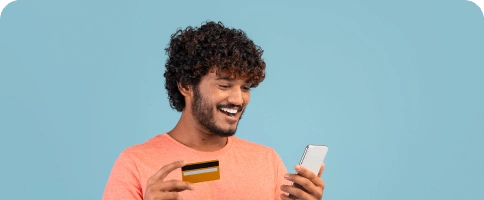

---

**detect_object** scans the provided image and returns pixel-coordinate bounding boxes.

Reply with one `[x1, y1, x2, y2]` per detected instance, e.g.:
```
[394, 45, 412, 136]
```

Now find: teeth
[221, 108, 238, 114]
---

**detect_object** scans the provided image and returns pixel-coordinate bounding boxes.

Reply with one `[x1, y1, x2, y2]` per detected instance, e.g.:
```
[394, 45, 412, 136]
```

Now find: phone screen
[288, 145, 328, 198]
[298, 145, 328, 175]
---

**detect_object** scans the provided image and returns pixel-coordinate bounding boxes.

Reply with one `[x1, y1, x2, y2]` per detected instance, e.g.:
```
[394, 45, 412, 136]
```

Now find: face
[190, 71, 251, 137]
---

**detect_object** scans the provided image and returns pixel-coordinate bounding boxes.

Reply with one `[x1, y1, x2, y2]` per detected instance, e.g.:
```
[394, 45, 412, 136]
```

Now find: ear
[177, 82, 192, 97]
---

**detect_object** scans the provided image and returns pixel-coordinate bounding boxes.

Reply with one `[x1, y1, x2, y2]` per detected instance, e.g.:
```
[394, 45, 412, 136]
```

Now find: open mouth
[218, 107, 238, 117]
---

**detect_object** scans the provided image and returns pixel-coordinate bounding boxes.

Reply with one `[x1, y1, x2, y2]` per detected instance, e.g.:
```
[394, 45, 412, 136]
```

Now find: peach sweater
[102, 133, 290, 200]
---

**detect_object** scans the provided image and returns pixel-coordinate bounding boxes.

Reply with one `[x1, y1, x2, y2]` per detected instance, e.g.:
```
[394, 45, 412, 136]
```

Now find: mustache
[216, 104, 242, 111]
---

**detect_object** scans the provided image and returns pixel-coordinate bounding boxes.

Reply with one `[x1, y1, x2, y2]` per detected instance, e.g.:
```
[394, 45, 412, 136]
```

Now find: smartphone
[288, 144, 328, 198]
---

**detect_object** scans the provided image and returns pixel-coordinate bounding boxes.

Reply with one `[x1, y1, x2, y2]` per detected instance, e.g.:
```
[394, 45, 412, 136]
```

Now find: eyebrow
[215, 77, 252, 85]
[215, 77, 233, 81]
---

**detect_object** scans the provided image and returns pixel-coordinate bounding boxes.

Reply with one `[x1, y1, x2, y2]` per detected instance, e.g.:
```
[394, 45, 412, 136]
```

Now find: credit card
[181, 160, 220, 183]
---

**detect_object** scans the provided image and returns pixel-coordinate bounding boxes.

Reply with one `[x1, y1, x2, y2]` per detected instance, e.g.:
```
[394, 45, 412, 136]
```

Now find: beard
[191, 86, 244, 137]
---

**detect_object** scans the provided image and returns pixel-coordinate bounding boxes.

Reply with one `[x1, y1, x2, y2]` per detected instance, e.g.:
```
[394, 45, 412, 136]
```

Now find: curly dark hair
[163, 21, 266, 112]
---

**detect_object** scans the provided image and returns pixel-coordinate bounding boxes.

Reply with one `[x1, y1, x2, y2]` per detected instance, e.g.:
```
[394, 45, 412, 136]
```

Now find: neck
[167, 111, 228, 152]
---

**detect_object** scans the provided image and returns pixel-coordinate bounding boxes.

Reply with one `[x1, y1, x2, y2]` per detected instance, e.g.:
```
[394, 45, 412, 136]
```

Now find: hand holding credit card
[182, 160, 220, 183]
[143, 160, 195, 200]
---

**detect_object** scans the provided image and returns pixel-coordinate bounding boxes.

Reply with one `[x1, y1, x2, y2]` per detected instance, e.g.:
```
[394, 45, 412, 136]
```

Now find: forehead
[204, 69, 251, 83]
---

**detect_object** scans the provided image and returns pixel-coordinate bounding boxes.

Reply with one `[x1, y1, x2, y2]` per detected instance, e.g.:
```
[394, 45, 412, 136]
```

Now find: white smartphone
[288, 144, 328, 198]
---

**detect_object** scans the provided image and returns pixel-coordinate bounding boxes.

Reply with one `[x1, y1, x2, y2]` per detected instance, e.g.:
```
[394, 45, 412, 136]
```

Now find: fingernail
[295, 165, 302, 171]
[189, 184, 195, 190]
[179, 160, 185, 165]
[284, 173, 290, 179]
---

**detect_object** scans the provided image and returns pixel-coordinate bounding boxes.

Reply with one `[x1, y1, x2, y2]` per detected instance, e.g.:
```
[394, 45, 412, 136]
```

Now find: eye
[242, 86, 251, 92]
[219, 85, 230, 89]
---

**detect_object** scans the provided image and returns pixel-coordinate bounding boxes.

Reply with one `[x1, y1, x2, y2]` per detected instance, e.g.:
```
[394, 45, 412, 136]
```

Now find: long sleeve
[102, 150, 143, 200]
[273, 150, 292, 199]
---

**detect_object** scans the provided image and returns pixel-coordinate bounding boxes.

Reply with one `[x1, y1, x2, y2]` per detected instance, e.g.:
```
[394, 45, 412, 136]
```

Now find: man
[102, 21, 325, 200]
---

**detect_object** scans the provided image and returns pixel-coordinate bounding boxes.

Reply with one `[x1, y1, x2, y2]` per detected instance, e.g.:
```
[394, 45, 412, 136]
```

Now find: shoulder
[120, 134, 168, 158]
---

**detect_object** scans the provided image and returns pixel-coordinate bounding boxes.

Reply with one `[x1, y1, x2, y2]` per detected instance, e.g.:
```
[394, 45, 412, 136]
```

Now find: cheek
[210, 90, 228, 104]
[244, 93, 250, 105]
[200, 87, 218, 104]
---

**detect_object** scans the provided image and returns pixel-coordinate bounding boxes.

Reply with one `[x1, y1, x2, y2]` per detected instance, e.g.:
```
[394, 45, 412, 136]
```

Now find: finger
[317, 163, 325, 178]
[159, 192, 183, 200]
[285, 173, 321, 197]
[159, 180, 195, 192]
[295, 165, 324, 188]
[151, 160, 186, 181]
[280, 193, 296, 200]
[285, 174, 324, 197]
[280, 184, 313, 200]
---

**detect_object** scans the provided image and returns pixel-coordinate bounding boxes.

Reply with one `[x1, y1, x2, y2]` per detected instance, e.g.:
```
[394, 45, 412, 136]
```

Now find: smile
[219, 107, 238, 117]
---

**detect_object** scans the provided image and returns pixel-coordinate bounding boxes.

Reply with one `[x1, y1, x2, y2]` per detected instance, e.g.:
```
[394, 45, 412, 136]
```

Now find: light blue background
[1, 0, 483, 199]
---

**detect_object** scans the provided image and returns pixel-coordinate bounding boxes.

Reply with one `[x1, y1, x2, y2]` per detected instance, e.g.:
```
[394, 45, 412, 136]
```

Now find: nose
[228, 87, 244, 106]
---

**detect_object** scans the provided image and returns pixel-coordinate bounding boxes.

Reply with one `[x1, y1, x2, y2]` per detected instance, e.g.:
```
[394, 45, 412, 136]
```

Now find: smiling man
[102, 21, 325, 200]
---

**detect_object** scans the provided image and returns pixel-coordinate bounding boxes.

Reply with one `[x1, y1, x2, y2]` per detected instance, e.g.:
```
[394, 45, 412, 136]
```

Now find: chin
[213, 126, 237, 137]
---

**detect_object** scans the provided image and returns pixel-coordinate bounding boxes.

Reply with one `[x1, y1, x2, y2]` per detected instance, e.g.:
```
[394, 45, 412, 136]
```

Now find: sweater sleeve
[102, 149, 143, 200]
[273, 150, 292, 199]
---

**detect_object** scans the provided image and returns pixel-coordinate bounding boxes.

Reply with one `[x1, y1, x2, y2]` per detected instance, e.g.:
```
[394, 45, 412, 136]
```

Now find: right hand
[143, 160, 195, 200]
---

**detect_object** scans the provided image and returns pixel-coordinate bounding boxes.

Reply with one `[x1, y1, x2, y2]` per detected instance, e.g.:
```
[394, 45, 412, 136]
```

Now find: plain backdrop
[1, 0, 483, 199]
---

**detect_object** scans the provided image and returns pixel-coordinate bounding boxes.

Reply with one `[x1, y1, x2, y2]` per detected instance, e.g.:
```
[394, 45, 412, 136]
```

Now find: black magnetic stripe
[182, 160, 219, 171]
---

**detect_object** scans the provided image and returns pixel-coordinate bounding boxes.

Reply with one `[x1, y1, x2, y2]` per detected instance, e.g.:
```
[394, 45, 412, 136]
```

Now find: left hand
[280, 163, 325, 200]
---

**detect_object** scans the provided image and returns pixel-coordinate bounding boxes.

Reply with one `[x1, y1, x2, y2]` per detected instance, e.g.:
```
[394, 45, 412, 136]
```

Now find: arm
[103, 152, 194, 200]
[102, 150, 143, 200]
[273, 150, 292, 199]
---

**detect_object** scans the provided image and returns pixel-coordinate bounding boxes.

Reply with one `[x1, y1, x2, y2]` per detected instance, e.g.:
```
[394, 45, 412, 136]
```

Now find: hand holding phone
[283, 144, 328, 200]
